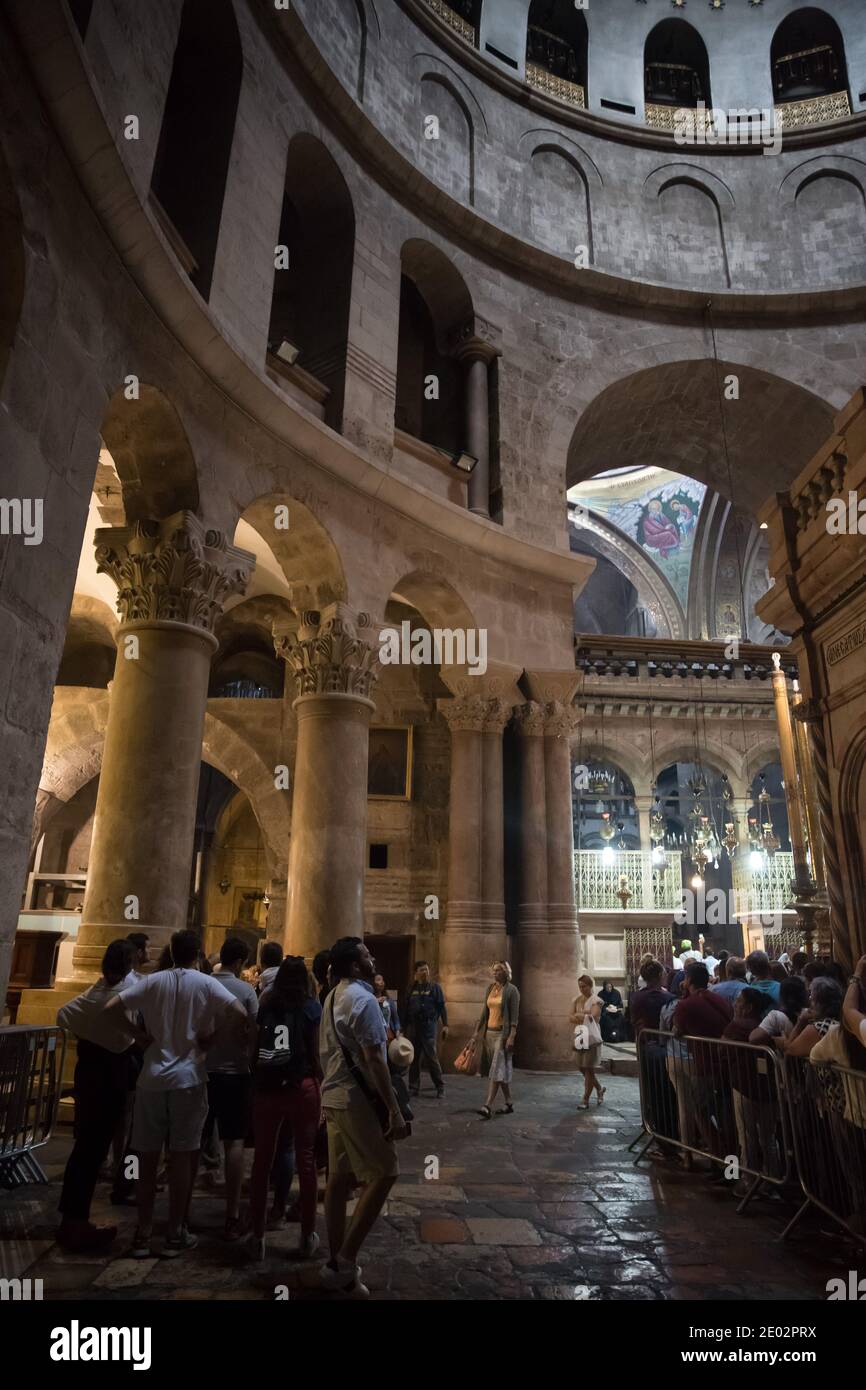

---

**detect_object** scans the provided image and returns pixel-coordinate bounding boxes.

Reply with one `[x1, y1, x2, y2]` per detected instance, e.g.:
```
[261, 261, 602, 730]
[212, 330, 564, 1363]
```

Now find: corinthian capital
[94, 512, 253, 632]
[544, 700, 581, 739]
[275, 604, 380, 702]
[513, 700, 547, 737]
[438, 694, 490, 734]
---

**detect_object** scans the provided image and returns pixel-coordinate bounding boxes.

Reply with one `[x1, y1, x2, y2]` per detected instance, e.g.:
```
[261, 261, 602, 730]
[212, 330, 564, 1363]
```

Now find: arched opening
[267, 136, 355, 432]
[395, 241, 473, 456]
[573, 760, 639, 851]
[210, 597, 287, 699]
[150, 0, 243, 300]
[655, 760, 735, 909]
[644, 19, 711, 128]
[0, 144, 24, 396]
[100, 385, 199, 522]
[526, 0, 588, 105]
[235, 494, 346, 613]
[771, 8, 850, 117]
[438, 1, 482, 45]
[748, 763, 791, 857]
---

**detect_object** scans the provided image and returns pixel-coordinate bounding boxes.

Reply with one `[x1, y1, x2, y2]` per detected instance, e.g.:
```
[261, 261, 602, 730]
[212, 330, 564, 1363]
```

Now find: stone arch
[0, 140, 24, 396]
[565, 360, 834, 519]
[652, 738, 745, 795]
[150, 0, 243, 300]
[100, 384, 199, 522]
[211, 595, 293, 698]
[569, 511, 684, 639]
[57, 595, 119, 689]
[644, 17, 712, 112]
[527, 144, 593, 262]
[743, 740, 785, 788]
[235, 493, 347, 612]
[388, 569, 478, 633]
[645, 172, 731, 289]
[396, 239, 474, 453]
[771, 7, 850, 109]
[570, 742, 644, 797]
[268, 133, 356, 431]
[526, 0, 589, 98]
[784, 162, 866, 286]
[416, 67, 479, 206]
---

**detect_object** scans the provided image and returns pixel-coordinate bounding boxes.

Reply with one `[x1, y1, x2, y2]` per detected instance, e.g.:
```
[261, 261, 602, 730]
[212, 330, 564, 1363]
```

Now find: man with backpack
[319, 937, 409, 1297]
[405, 960, 448, 1098]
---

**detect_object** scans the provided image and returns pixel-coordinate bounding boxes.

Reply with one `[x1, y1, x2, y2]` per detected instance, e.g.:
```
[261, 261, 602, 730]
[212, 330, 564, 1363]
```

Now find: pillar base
[71, 922, 174, 984]
[515, 919, 581, 1070]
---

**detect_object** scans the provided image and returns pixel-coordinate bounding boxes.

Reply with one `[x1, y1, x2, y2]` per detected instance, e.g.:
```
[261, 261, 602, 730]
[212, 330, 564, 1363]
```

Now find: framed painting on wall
[367, 726, 413, 800]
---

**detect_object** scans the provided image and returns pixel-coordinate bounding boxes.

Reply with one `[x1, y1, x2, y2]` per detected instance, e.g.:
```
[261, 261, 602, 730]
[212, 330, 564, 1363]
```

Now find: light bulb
[749, 850, 764, 870]
[601, 846, 615, 866]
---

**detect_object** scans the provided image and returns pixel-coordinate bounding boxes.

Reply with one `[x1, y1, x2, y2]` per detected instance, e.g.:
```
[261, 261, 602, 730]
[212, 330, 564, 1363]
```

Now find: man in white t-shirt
[104, 929, 248, 1259]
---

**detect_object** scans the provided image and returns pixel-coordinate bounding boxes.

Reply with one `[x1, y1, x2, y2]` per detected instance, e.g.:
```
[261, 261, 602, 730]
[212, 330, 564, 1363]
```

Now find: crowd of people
[53, 932, 520, 1294]
[629, 942, 866, 1212]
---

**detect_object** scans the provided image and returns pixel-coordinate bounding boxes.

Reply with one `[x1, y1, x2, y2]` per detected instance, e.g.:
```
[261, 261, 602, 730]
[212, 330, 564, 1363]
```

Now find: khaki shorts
[132, 1083, 209, 1153]
[324, 1102, 399, 1183]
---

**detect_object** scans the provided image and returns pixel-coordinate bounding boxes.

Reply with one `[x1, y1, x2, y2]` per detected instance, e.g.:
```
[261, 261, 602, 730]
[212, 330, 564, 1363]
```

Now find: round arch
[388, 569, 477, 633]
[100, 383, 199, 522]
[236, 493, 347, 612]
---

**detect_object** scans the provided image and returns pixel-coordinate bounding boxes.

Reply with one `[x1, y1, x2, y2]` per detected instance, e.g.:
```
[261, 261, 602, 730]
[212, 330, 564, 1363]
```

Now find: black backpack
[254, 1000, 308, 1090]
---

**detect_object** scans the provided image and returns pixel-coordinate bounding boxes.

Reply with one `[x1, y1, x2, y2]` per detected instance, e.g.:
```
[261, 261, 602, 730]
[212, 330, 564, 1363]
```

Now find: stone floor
[0, 1071, 855, 1301]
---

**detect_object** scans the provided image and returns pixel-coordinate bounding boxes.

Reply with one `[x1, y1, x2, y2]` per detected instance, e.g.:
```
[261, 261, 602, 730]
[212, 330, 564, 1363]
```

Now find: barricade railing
[780, 1053, 866, 1246]
[634, 1028, 792, 1212]
[0, 1025, 66, 1188]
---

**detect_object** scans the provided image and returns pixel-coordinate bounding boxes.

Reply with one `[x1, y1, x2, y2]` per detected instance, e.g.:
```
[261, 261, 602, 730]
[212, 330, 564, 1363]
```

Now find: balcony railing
[526, 62, 585, 109]
[733, 852, 795, 915]
[774, 90, 851, 128]
[644, 102, 715, 135]
[424, 0, 475, 45]
[575, 850, 682, 911]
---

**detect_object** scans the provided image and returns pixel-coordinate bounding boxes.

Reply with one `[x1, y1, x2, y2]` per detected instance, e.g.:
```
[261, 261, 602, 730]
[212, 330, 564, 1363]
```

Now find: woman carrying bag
[473, 962, 520, 1120]
[572, 973, 605, 1108]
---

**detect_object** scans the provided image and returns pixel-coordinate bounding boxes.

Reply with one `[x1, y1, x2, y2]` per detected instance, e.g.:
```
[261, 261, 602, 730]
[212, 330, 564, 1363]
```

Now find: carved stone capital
[544, 700, 581, 739]
[513, 700, 547, 737]
[438, 694, 491, 734]
[449, 314, 502, 365]
[275, 603, 380, 703]
[792, 698, 824, 725]
[94, 512, 254, 633]
[483, 698, 514, 735]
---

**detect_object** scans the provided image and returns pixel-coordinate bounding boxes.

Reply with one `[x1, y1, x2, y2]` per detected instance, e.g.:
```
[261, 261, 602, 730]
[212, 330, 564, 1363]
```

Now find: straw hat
[388, 1036, 414, 1071]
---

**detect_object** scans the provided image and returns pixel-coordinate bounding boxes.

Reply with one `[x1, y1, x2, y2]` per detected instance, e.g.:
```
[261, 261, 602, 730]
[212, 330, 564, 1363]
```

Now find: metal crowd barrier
[0, 1026, 66, 1188]
[633, 1028, 792, 1213]
[633, 1028, 866, 1245]
[781, 1053, 866, 1246]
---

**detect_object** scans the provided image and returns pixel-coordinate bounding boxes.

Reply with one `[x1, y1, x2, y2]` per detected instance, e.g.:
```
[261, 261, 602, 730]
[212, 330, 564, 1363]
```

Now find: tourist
[745, 950, 781, 1004]
[319, 937, 408, 1296]
[405, 960, 448, 1099]
[570, 972, 605, 1110]
[201, 936, 259, 1241]
[749, 974, 809, 1047]
[474, 961, 520, 1119]
[782, 976, 843, 1057]
[723, 988, 781, 1178]
[770, 961, 789, 984]
[257, 939, 283, 994]
[660, 981, 698, 1160]
[373, 974, 401, 1036]
[702, 938, 720, 979]
[56, 940, 139, 1252]
[790, 950, 809, 977]
[103, 929, 249, 1258]
[312, 948, 333, 1004]
[125, 932, 150, 981]
[599, 979, 625, 1042]
[247, 956, 322, 1262]
[673, 961, 733, 1158]
[679, 939, 702, 964]
[630, 960, 677, 1150]
[711, 955, 748, 1004]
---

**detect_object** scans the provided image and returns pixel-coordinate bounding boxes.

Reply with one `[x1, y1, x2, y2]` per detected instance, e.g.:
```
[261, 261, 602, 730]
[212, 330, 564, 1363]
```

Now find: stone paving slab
[0, 1072, 853, 1301]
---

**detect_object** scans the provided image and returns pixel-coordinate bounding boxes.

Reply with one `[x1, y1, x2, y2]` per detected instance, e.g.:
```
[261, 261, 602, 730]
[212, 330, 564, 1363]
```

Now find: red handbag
[453, 1037, 480, 1075]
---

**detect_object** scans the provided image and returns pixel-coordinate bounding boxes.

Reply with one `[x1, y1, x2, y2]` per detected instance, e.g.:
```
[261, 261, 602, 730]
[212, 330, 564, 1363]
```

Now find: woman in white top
[571, 973, 605, 1109]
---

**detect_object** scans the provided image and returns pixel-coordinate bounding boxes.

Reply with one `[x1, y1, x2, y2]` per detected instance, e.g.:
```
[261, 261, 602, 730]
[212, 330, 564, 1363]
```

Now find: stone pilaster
[436, 679, 518, 1053]
[452, 322, 500, 519]
[74, 514, 254, 980]
[275, 605, 380, 959]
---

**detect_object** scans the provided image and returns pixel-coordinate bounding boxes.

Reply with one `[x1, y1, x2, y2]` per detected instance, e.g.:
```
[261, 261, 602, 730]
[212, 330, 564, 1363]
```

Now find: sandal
[596, 1086, 607, 1105]
[496, 1104, 514, 1115]
[477, 1105, 492, 1120]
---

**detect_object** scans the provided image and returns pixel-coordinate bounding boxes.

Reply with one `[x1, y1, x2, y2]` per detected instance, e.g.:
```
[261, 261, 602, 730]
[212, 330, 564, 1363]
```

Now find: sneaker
[435, 1089, 445, 1099]
[319, 1256, 363, 1292]
[129, 1230, 154, 1259]
[161, 1229, 199, 1258]
[299, 1231, 320, 1259]
[245, 1234, 267, 1263]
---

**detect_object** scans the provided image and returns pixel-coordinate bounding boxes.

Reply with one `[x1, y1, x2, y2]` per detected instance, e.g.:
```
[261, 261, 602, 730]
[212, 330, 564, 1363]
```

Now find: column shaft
[465, 356, 490, 518]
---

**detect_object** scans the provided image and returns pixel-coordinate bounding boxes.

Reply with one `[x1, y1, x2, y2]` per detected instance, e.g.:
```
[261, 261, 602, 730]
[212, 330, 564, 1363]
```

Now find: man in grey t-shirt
[318, 937, 408, 1297]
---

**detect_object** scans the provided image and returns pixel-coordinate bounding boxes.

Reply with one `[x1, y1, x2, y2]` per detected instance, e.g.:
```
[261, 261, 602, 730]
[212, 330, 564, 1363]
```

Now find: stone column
[515, 699, 582, 1068]
[275, 606, 379, 960]
[634, 794, 653, 852]
[436, 694, 512, 1048]
[792, 697, 838, 959]
[453, 333, 499, 519]
[73, 515, 253, 979]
